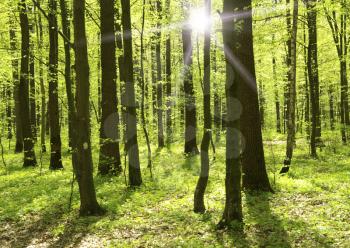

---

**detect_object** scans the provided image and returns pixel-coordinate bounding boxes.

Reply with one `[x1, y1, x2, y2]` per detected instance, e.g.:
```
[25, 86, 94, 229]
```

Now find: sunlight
[189, 7, 211, 33]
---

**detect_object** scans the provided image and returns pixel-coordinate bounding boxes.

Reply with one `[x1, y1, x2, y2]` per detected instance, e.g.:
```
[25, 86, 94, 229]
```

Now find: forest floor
[0, 131, 350, 247]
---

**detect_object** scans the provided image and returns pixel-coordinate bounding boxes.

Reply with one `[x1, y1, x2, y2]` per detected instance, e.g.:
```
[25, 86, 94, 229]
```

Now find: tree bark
[194, 0, 211, 213]
[182, 19, 199, 155]
[98, 0, 122, 175]
[73, 0, 104, 215]
[48, 0, 63, 170]
[19, 0, 37, 167]
[121, 0, 142, 186]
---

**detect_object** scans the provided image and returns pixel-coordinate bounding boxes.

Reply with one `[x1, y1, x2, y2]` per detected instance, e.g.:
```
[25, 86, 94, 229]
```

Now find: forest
[0, 0, 349, 247]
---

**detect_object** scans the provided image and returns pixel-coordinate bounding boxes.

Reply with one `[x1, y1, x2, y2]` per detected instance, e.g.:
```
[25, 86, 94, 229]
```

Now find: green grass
[0, 131, 349, 247]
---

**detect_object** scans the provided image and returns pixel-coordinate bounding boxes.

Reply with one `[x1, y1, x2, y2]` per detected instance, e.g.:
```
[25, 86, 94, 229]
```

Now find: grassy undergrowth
[0, 131, 349, 247]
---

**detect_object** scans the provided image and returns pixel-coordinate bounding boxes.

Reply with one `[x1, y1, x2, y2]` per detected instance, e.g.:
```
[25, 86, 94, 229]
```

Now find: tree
[182, 9, 199, 155]
[306, 0, 320, 157]
[9, 14, 23, 153]
[19, 0, 37, 167]
[165, 0, 172, 143]
[73, 0, 104, 215]
[285, 0, 299, 163]
[121, 0, 142, 186]
[48, 0, 63, 170]
[239, 0, 272, 192]
[98, 0, 122, 175]
[155, 0, 165, 148]
[219, 0, 243, 225]
[194, 0, 211, 213]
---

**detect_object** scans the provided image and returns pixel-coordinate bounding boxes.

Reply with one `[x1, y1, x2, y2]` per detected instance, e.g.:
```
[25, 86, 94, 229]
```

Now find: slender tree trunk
[165, 0, 172, 143]
[19, 0, 37, 167]
[73, 0, 103, 215]
[9, 17, 23, 153]
[306, 0, 320, 157]
[272, 55, 281, 133]
[48, 0, 63, 170]
[98, 0, 122, 175]
[156, 0, 164, 147]
[194, 0, 211, 214]
[29, 17, 37, 142]
[329, 85, 335, 130]
[59, 0, 75, 150]
[182, 19, 199, 155]
[219, 0, 243, 226]
[121, 0, 142, 186]
[36, 0, 46, 152]
[285, 0, 298, 163]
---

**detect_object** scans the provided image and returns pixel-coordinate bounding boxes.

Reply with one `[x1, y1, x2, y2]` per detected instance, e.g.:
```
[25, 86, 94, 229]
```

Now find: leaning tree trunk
[194, 0, 211, 214]
[9, 17, 23, 153]
[98, 0, 122, 175]
[285, 0, 298, 163]
[19, 0, 37, 167]
[219, 0, 243, 226]
[73, 0, 104, 215]
[121, 0, 142, 186]
[239, 0, 272, 192]
[182, 19, 199, 155]
[48, 0, 63, 170]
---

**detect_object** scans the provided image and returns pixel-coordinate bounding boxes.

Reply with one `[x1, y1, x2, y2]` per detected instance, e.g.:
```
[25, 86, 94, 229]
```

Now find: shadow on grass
[245, 191, 291, 248]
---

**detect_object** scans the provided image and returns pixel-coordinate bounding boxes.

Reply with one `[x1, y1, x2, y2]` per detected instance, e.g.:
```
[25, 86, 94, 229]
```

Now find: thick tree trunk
[98, 0, 122, 175]
[19, 0, 37, 167]
[121, 0, 142, 186]
[285, 0, 298, 163]
[194, 0, 211, 214]
[182, 23, 199, 155]
[219, 0, 243, 226]
[73, 0, 104, 215]
[239, 1, 272, 192]
[48, 0, 63, 170]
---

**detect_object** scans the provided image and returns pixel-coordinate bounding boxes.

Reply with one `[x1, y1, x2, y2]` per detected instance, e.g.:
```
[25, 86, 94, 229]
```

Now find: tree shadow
[245, 191, 292, 248]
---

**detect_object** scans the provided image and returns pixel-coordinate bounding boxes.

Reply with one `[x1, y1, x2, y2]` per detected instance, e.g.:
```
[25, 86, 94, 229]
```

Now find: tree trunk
[73, 0, 104, 215]
[121, 0, 142, 186]
[219, 0, 243, 226]
[306, 0, 320, 157]
[165, 0, 172, 143]
[285, 0, 298, 163]
[98, 0, 122, 175]
[19, 0, 37, 167]
[48, 0, 63, 170]
[29, 18, 37, 142]
[239, 0, 272, 192]
[156, 0, 164, 147]
[9, 17, 23, 153]
[194, 0, 211, 213]
[182, 20, 199, 155]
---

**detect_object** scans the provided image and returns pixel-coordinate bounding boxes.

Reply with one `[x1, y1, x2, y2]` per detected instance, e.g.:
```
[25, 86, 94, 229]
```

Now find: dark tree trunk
[165, 0, 172, 143]
[156, 0, 164, 147]
[19, 0, 37, 167]
[59, 0, 75, 150]
[272, 54, 281, 133]
[9, 18, 23, 153]
[239, 1, 272, 192]
[285, 0, 298, 163]
[194, 0, 211, 214]
[121, 0, 142, 186]
[182, 22, 199, 155]
[36, 0, 46, 153]
[303, 17, 310, 139]
[219, 0, 243, 226]
[29, 17, 37, 142]
[73, 0, 104, 215]
[48, 0, 63, 170]
[98, 0, 122, 175]
[306, 0, 320, 157]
